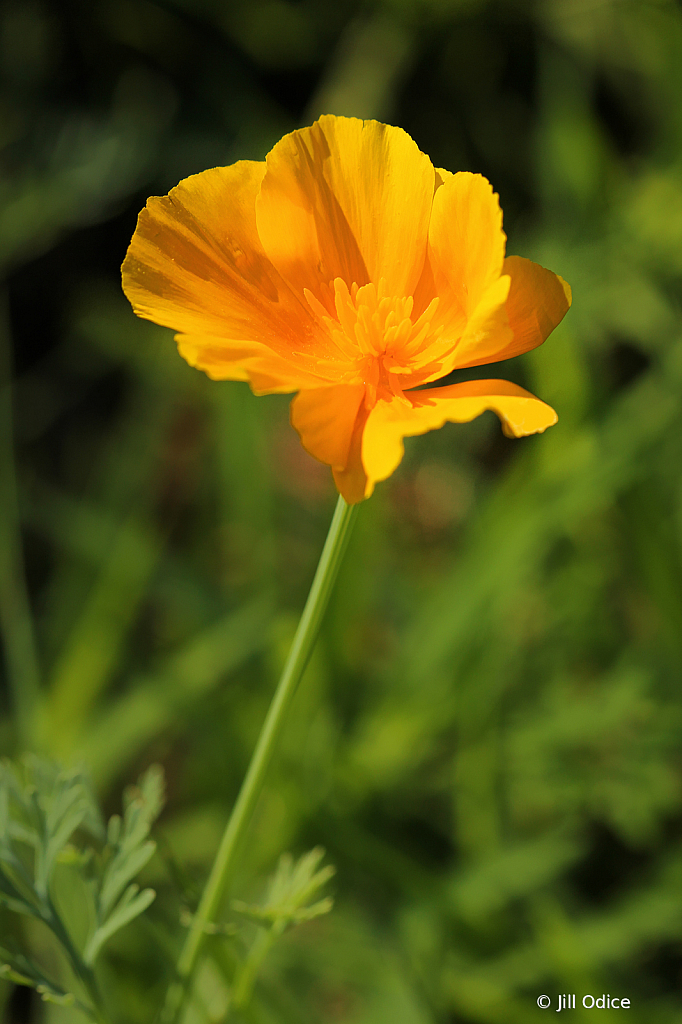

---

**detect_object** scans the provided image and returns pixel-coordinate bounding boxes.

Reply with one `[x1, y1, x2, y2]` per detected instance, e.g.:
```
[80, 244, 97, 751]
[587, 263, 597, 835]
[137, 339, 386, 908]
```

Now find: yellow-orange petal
[453, 256, 572, 369]
[290, 384, 366, 471]
[427, 171, 507, 329]
[332, 404, 371, 505]
[416, 274, 514, 384]
[410, 168, 455, 318]
[122, 161, 327, 390]
[255, 115, 435, 307]
[361, 379, 557, 489]
[435, 167, 455, 188]
[177, 339, 335, 393]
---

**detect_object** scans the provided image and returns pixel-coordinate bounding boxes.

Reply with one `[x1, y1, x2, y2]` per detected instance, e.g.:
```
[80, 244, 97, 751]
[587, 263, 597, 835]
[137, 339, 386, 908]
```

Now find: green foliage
[0, 760, 164, 1018]
[226, 848, 335, 1013]
[0, 757, 103, 912]
[83, 765, 163, 966]
[232, 846, 335, 928]
[3, 0, 682, 1022]
[0, 946, 93, 1016]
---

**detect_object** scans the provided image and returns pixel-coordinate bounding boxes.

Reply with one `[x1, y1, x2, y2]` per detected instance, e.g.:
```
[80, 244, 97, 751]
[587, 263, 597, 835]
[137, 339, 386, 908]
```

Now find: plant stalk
[45, 899, 109, 1024]
[162, 494, 359, 1022]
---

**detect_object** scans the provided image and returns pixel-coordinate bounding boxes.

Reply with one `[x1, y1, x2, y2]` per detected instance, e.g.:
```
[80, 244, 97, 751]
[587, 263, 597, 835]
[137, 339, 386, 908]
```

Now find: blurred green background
[2, 0, 682, 1021]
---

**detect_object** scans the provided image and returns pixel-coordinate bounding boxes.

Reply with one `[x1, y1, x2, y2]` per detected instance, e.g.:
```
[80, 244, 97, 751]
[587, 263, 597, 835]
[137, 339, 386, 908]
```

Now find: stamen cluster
[307, 278, 442, 407]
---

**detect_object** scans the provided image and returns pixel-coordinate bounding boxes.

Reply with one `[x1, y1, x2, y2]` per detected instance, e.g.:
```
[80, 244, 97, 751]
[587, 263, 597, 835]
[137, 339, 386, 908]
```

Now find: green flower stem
[163, 494, 359, 1023]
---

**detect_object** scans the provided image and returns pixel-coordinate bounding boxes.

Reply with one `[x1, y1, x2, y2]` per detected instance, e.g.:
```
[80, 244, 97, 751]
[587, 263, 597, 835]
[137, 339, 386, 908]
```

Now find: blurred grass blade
[305, 15, 413, 122]
[41, 512, 163, 757]
[401, 359, 682, 691]
[80, 597, 272, 788]
[0, 290, 40, 744]
[211, 383, 275, 591]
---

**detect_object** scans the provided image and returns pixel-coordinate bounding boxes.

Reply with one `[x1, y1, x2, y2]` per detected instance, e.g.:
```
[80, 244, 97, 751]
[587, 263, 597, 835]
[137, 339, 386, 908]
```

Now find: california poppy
[122, 116, 570, 503]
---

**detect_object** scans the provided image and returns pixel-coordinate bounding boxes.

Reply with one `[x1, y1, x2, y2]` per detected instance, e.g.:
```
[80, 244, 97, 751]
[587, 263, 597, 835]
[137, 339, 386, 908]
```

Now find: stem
[162, 495, 359, 1022]
[231, 920, 285, 1011]
[44, 899, 109, 1024]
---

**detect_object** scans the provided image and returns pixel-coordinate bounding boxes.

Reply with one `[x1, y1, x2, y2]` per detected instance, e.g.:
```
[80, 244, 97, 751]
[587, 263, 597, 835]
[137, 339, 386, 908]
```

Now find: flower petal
[444, 256, 573, 371]
[122, 161, 327, 391]
[449, 256, 571, 370]
[427, 171, 507, 324]
[290, 384, 366, 471]
[496, 255, 572, 363]
[177, 340, 330, 392]
[361, 379, 557, 489]
[332, 405, 371, 505]
[416, 274, 514, 384]
[256, 115, 435, 305]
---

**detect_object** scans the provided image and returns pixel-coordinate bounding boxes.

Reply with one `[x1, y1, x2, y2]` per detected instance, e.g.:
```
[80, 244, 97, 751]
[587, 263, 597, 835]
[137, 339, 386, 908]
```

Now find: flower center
[306, 278, 440, 407]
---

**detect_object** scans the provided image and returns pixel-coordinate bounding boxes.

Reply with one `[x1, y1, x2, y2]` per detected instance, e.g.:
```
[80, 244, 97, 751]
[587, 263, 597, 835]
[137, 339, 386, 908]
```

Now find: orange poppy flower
[122, 115, 570, 503]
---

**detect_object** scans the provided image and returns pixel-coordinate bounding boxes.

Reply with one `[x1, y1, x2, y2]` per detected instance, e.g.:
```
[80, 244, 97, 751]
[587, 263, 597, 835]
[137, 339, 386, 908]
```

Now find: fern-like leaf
[232, 847, 335, 929]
